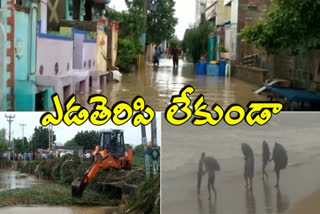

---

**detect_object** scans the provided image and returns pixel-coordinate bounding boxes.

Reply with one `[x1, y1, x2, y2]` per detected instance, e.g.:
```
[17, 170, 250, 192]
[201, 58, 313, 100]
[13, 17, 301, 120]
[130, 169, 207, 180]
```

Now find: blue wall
[14, 1, 38, 110]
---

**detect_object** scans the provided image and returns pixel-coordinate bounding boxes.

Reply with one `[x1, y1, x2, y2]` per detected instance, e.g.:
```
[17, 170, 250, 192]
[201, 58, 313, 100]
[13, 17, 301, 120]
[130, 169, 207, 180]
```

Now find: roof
[100, 129, 124, 133]
[56, 146, 84, 150]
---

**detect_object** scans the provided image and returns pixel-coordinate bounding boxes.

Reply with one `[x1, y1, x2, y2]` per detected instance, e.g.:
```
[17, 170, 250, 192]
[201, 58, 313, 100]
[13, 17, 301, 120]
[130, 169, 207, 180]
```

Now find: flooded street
[80, 59, 264, 110]
[0, 169, 116, 214]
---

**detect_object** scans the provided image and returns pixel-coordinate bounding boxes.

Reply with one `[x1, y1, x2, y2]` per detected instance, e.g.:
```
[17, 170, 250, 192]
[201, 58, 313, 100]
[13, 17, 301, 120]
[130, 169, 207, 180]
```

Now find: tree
[169, 35, 181, 48]
[125, 0, 178, 45]
[13, 138, 28, 153]
[73, 131, 99, 150]
[240, 0, 320, 54]
[0, 128, 7, 152]
[64, 138, 77, 147]
[183, 22, 210, 63]
[30, 126, 56, 151]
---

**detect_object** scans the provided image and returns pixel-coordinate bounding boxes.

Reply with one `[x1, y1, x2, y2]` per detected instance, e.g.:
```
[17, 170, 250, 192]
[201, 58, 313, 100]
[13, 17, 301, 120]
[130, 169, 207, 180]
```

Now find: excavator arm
[71, 149, 133, 197]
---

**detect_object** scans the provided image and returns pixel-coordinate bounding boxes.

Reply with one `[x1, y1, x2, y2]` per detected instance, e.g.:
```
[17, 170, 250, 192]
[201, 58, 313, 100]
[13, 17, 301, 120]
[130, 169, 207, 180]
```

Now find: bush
[117, 38, 143, 73]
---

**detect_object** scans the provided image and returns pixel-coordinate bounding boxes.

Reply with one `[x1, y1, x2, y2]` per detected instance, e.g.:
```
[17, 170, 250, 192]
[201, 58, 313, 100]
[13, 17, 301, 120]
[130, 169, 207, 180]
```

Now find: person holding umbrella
[262, 141, 270, 180]
[203, 155, 220, 200]
[241, 143, 254, 190]
[270, 142, 288, 188]
[197, 152, 206, 195]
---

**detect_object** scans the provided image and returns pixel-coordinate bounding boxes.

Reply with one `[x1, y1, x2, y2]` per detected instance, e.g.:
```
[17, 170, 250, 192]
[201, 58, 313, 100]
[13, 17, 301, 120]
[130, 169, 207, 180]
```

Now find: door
[73, 33, 84, 69]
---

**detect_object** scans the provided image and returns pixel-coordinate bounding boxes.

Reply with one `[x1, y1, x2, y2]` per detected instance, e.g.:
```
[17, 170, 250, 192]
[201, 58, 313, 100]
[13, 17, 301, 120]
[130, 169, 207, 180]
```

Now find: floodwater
[80, 59, 264, 111]
[0, 169, 116, 214]
[0, 169, 46, 192]
[161, 113, 320, 214]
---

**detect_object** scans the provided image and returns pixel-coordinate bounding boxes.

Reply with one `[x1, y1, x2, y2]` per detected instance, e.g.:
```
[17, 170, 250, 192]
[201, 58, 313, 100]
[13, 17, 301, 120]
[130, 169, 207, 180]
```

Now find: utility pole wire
[5, 114, 15, 159]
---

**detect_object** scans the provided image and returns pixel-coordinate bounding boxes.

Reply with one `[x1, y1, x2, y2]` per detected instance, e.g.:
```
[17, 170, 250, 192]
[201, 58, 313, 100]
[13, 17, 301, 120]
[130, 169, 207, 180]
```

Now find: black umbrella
[263, 141, 270, 164]
[241, 143, 254, 158]
[272, 143, 288, 170]
[204, 156, 220, 171]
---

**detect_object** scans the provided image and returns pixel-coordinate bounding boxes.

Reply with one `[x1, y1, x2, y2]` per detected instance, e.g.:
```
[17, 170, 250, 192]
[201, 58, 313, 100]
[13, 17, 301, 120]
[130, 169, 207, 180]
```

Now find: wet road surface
[80, 59, 264, 111]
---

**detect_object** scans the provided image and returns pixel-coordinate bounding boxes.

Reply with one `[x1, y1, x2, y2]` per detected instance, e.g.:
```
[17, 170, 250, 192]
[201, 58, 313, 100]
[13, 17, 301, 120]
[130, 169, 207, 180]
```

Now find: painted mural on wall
[96, 19, 107, 73]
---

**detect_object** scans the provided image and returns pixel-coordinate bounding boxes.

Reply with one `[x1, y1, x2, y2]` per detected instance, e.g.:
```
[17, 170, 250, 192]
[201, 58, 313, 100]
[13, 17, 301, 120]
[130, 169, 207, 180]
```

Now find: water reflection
[276, 189, 290, 213]
[197, 197, 205, 214]
[263, 180, 273, 213]
[0, 169, 46, 192]
[245, 189, 256, 214]
[208, 198, 217, 214]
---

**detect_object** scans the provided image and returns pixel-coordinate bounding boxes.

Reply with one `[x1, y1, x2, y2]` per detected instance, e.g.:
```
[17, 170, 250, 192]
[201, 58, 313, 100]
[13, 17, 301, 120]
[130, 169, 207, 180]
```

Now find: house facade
[0, 0, 118, 111]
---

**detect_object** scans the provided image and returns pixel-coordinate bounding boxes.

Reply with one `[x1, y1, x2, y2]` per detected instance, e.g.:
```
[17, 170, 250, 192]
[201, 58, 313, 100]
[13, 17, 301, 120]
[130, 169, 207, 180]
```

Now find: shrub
[117, 38, 143, 73]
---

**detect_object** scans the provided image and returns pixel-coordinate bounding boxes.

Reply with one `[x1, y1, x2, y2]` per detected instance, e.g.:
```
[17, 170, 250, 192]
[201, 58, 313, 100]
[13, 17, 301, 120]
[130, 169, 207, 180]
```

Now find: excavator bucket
[71, 178, 87, 197]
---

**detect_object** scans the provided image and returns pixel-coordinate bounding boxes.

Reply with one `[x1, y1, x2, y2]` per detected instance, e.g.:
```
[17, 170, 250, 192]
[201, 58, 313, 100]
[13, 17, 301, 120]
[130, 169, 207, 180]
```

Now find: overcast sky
[0, 112, 161, 147]
[108, 0, 195, 40]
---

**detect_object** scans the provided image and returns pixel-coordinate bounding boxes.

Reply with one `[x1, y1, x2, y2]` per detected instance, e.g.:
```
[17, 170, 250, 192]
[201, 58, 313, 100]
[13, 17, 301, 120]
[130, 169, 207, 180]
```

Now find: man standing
[197, 152, 205, 195]
[172, 47, 179, 68]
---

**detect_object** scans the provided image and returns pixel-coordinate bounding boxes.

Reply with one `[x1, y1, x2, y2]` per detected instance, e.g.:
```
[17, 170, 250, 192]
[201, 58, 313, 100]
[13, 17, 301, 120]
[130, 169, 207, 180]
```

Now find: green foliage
[0, 128, 7, 152]
[13, 138, 29, 153]
[73, 130, 99, 150]
[108, 9, 144, 42]
[125, 0, 178, 45]
[30, 126, 56, 152]
[64, 139, 77, 147]
[117, 38, 144, 73]
[124, 175, 160, 214]
[169, 35, 181, 48]
[183, 22, 210, 63]
[133, 144, 145, 167]
[240, 0, 320, 54]
[0, 183, 116, 207]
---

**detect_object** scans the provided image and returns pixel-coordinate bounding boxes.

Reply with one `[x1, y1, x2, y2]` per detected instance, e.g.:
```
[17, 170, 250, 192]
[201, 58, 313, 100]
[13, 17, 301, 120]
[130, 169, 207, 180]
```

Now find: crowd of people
[0, 151, 51, 161]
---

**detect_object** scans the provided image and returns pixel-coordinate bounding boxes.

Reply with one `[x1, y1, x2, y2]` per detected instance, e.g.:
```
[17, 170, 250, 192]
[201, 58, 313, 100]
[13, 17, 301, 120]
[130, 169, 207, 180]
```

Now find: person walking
[262, 141, 270, 180]
[172, 47, 179, 69]
[241, 143, 254, 190]
[197, 152, 206, 195]
[203, 156, 220, 200]
[270, 142, 288, 188]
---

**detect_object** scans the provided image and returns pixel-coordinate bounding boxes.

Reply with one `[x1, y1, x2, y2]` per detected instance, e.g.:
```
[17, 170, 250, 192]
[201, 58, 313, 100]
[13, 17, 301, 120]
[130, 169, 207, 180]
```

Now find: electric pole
[19, 123, 26, 139]
[48, 124, 53, 151]
[141, 125, 150, 178]
[151, 117, 159, 174]
[143, 0, 148, 52]
[5, 114, 15, 160]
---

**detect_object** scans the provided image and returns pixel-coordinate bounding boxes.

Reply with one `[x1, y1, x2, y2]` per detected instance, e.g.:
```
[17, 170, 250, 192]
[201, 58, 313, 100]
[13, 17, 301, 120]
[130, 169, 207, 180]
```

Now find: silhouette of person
[242, 143, 254, 190]
[262, 141, 270, 180]
[270, 142, 288, 188]
[197, 152, 205, 195]
[203, 156, 220, 200]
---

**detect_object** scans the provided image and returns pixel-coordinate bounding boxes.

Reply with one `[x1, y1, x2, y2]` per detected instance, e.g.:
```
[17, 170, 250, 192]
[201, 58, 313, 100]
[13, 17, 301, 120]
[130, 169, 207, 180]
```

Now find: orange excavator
[71, 129, 133, 197]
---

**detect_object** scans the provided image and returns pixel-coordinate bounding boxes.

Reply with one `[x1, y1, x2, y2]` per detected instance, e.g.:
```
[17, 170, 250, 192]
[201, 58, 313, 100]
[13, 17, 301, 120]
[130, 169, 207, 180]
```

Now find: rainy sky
[0, 112, 161, 146]
[108, 0, 196, 40]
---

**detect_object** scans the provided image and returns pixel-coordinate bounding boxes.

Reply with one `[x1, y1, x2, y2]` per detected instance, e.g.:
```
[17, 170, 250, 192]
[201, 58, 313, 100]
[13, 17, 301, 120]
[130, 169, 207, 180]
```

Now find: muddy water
[0, 169, 116, 214]
[0, 169, 46, 192]
[80, 59, 264, 111]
